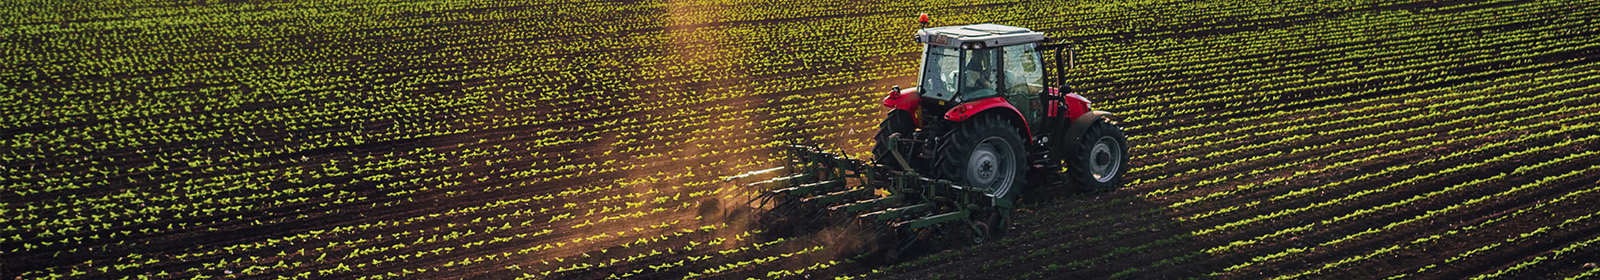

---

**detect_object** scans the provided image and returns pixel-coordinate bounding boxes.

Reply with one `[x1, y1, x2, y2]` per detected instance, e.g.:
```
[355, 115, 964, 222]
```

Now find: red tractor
[727, 23, 1129, 258]
[876, 23, 1128, 199]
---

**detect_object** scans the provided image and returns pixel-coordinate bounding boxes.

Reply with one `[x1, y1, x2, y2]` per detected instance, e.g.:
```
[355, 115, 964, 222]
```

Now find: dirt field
[4, 0, 1598, 279]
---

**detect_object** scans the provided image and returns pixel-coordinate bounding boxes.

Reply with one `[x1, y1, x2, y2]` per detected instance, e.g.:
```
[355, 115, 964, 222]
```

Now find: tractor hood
[914, 24, 1045, 49]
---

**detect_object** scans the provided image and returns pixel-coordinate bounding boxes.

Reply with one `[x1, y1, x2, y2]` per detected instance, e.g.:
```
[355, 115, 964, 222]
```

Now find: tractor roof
[914, 24, 1045, 49]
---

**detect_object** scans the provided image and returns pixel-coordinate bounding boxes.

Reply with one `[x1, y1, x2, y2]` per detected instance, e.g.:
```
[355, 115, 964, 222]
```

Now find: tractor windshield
[919, 46, 961, 101]
[919, 45, 1001, 102]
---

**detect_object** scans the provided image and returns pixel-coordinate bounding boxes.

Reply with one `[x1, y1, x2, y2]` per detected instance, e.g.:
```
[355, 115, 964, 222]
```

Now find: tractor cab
[886, 23, 1089, 139]
[913, 24, 1048, 106]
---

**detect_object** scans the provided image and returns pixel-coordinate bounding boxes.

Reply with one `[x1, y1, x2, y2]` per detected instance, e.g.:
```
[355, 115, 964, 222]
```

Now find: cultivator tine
[859, 203, 932, 221]
[802, 187, 873, 204]
[758, 172, 817, 185]
[755, 170, 819, 188]
[893, 210, 969, 230]
[747, 173, 817, 190]
[721, 167, 786, 182]
[830, 195, 901, 213]
[888, 228, 932, 260]
[766, 196, 804, 214]
[772, 179, 844, 196]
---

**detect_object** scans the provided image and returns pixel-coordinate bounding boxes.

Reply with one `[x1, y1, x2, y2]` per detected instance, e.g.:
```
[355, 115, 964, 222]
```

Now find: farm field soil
[4, 0, 1599, 279]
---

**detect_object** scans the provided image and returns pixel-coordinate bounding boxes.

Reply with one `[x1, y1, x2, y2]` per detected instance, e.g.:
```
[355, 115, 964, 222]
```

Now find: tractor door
[1000, 43, 1046, 125]
[959, 48, 1002, 101]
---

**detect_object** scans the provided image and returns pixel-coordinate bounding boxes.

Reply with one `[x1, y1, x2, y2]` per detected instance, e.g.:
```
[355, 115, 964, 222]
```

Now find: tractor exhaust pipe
[1056, 46, 1065, 90]
[1041, 38, 1076, 91]
[1054, 43, 1074, 91]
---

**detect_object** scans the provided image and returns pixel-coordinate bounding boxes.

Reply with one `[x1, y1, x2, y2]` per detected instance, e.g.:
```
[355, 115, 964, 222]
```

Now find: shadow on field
[854, 176, 1202, 279]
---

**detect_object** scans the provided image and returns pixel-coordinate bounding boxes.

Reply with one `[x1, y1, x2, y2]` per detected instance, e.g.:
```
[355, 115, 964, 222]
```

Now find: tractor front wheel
[872, 110, 917, 169]
[1070, 120, 1129, 191]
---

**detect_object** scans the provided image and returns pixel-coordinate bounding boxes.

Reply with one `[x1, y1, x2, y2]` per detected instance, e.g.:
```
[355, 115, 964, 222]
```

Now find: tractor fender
[1044, 88, 1092, 119]
[1067, 111, 1116, 144]
[944, 97, 1033, 140]
[882, 87, 921, 111]
[1063, 93, 1092, 119]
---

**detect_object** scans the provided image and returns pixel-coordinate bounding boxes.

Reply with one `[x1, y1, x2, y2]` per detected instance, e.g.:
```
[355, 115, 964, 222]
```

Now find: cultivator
[724, 138, 1012, 259]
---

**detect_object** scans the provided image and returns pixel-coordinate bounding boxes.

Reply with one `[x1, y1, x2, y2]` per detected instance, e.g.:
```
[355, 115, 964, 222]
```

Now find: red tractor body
[871, 23, 1128, 200]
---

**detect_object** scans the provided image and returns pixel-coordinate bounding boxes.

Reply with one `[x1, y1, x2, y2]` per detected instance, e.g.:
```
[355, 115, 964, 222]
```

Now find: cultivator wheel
[967, 218, 992, 245]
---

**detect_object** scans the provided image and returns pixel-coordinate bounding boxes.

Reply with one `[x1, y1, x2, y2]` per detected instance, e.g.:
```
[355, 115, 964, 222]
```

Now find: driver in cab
[962, 50, 999, 99]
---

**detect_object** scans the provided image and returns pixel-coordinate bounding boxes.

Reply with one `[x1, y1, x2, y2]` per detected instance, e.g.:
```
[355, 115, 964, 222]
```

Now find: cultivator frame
[725, 136, 1013, 258]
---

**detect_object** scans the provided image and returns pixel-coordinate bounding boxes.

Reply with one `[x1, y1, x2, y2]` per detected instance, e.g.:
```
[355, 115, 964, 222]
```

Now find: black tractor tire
[872, 109, 918, 169]
[934, 114, 1029, 202]
[1070, 120, 1130, 191]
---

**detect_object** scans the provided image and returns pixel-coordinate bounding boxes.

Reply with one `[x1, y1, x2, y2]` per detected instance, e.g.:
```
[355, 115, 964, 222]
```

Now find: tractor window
[1002, 43, 1045, 96]
[960, 48, 1001, 100]
[919, 46, 961, 100]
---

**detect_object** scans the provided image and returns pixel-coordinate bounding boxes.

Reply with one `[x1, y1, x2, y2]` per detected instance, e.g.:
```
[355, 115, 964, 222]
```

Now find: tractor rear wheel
[1070, 120, 1129, 191]
[935, 114, 1028, 200]
[935, 114, 1027, 239]
[872, 110, 917, 169]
